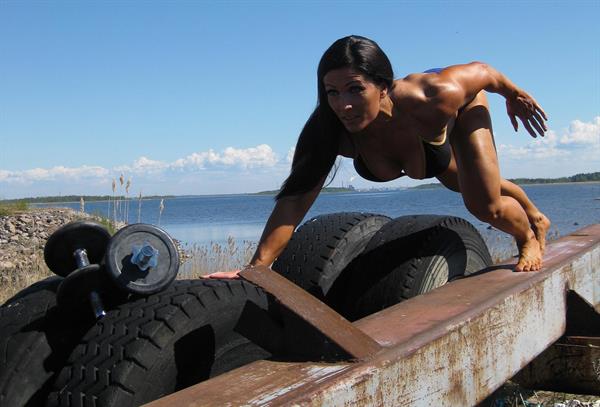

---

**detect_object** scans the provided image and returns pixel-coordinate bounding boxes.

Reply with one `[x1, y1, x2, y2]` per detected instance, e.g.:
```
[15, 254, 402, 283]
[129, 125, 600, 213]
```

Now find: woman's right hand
[203, 269, 242, 279]
[505, 88, 548, 138]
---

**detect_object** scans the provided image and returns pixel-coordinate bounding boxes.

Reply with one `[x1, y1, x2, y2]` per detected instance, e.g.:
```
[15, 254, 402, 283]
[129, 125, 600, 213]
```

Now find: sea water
[36, 183, 600, 259]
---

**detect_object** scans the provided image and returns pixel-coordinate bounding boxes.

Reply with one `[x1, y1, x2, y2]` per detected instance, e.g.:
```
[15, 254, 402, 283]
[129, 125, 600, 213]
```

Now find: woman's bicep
[434, 62, 498, 103]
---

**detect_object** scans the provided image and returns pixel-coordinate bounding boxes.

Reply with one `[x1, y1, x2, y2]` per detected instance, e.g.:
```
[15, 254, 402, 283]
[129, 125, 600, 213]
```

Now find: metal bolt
[131, 243, 159, 271]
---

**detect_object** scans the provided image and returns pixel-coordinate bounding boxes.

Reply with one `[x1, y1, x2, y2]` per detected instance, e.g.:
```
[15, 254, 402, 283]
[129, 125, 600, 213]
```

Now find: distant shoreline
[2, 173, 599, 204]
[411, 180, 600, 190]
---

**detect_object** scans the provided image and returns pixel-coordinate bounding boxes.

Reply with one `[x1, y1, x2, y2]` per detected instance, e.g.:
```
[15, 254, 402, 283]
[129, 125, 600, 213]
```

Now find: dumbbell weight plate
[104, 224, 179, 295]
[44, 221, 111, 277]
[56, 264, 107, 309]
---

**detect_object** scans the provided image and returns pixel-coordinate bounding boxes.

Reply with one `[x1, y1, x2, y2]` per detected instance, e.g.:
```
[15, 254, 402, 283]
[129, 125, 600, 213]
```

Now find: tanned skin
[208, 62, 550, 278]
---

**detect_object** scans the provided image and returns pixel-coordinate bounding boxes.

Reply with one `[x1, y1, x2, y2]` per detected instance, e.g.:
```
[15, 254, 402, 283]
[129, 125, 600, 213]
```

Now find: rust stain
[146, 225, 600, 406]
[239, 265, 382, 360]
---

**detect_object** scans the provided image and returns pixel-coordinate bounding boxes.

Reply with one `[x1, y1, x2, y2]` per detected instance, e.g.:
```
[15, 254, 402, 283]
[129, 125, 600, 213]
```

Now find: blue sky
[1, 0, 599, 199]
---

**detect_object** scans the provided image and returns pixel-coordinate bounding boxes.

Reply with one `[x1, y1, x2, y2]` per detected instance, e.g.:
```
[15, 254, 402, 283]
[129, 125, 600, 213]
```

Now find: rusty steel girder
[145, 224, 600, 407]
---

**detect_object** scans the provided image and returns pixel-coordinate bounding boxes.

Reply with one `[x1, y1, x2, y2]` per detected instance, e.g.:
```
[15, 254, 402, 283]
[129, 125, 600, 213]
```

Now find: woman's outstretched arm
[426, 62, 548, 138]
[206, 176, 326, 279]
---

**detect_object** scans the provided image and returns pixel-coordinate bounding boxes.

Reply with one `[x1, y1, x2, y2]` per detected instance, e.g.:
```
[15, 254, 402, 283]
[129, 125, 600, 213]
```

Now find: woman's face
[323, 67, 385, 133]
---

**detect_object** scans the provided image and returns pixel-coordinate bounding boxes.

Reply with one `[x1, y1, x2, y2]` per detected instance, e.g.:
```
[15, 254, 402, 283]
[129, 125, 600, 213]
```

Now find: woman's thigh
[450, 91, 501, 206]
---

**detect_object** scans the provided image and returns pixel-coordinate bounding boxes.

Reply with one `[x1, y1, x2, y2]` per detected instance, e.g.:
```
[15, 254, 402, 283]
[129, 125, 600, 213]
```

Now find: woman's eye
[350, 86, 364, 94]
[326, 89, 339, 97]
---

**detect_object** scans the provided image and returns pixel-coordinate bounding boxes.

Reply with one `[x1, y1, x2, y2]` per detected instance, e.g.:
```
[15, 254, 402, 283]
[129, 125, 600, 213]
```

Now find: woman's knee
[463, 198, 503, 223]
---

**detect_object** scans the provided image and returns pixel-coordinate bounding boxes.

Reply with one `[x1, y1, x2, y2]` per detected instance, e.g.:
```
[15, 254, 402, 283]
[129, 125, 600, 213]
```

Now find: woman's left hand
[505, 89, 548, 138]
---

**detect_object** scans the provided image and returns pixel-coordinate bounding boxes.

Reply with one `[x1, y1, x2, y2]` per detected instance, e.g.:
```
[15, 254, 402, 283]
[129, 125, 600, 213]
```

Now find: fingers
[509, 113, 518, 131]
[532, 98, 548, 121]
[203, 269, 242, 279]
[518, 110, 547, 138]
[521, 117, 537, 138]
[529, 116, 546, 137]
[532, 110, 547, 132]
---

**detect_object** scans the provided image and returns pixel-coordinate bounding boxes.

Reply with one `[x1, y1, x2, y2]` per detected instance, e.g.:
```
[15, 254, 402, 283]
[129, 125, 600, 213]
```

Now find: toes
[516, 257, 543, 272]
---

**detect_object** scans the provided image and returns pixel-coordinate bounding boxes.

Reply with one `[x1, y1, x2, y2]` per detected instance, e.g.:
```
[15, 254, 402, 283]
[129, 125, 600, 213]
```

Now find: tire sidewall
[341, 215, 492, 320]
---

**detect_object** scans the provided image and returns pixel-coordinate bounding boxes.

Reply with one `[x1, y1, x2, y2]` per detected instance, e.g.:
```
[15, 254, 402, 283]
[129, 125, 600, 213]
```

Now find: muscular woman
[209, 35, 550, 278]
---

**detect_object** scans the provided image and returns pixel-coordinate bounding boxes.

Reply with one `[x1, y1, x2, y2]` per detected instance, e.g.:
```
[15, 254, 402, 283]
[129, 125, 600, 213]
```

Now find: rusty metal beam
[239, 265, 382, 359]
[145, 224, 600, 407]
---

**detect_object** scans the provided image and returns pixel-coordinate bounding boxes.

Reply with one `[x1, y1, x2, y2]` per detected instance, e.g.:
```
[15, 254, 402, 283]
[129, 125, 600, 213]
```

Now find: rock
[0, 208, 107, 275]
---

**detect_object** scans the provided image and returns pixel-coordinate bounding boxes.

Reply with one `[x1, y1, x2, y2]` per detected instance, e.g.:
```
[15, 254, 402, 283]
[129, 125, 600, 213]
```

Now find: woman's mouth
[342, 115, 360, 123]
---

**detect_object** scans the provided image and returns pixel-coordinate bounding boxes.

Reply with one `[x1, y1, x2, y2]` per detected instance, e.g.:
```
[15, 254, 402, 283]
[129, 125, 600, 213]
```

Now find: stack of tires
[0, 213, 491, 406]
[272, 212, 492, 320]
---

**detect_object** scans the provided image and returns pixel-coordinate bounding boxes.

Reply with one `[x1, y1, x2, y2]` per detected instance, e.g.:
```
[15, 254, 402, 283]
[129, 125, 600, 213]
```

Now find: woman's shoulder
[393, 73, 460, 108]
[390, 77, 428, 110]
[391, 76, 454, 126]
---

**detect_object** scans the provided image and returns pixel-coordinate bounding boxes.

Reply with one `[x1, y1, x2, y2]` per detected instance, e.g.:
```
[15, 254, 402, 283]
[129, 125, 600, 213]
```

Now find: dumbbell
[44, 221, 180, 319]
[44, 221, 111, 277]
[44, 221, 112, 318]
[104, 223, 180, 295]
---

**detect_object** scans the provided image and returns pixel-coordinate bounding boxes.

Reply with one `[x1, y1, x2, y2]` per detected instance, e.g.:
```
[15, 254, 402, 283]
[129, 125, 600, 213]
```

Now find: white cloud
[559, 117, 600, 146]
[170, 144, 278, 170]
[218, 145, 278, 168]
[131, 157, 169, 173]
[0, 144, 281, 187]
[0, 165, 109, 184]
[498, 116, 599, 160]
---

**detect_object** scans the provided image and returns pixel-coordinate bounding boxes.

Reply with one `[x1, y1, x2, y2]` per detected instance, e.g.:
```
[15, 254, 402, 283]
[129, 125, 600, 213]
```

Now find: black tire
[1, 275, 62, 307]
[272, 212, 390, 299]
[0, 277, 94, 407]
[332, 215, 493, 320]
[47, 279, 273, 407]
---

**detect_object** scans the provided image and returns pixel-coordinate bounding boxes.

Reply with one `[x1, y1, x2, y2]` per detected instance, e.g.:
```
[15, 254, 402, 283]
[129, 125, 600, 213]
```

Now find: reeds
[105, 175, 137, 229]
[179, 237, 257, 278]
[158, 199, 164, 226]
[0, 252, 51, 304]
[137, 191, 143, 223]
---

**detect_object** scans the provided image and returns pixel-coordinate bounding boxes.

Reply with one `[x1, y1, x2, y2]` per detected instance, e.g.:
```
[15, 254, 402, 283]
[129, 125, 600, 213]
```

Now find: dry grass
[482, 381, 599, 406]
[178, 237, 257, 278]
[0, 250, 51, 304]
[0, 201, 28, 216]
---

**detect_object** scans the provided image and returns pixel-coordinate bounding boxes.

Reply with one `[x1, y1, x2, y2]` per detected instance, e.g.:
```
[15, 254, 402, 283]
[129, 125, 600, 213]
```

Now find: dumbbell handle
[89, 291, 106, 319]
[73, 248, 90, 269]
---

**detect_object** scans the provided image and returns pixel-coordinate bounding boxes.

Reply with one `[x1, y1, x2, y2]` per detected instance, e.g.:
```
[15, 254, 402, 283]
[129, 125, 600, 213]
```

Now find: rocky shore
[0, 208, 97, 271]
[0, 208, 113, 303]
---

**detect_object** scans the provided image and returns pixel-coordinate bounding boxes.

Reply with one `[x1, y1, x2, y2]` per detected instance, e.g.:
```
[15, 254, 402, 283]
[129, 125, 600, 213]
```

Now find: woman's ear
[379, 90, 393, 118]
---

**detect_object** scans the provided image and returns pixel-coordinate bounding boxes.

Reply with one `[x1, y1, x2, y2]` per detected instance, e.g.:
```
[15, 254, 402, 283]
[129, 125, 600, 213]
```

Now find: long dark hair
[276, 35, 395, 200]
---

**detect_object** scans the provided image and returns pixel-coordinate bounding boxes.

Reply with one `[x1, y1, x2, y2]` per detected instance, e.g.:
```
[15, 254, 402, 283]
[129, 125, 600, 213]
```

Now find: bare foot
[530, 212, 551, 254]
[516, 234, 543, 272]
